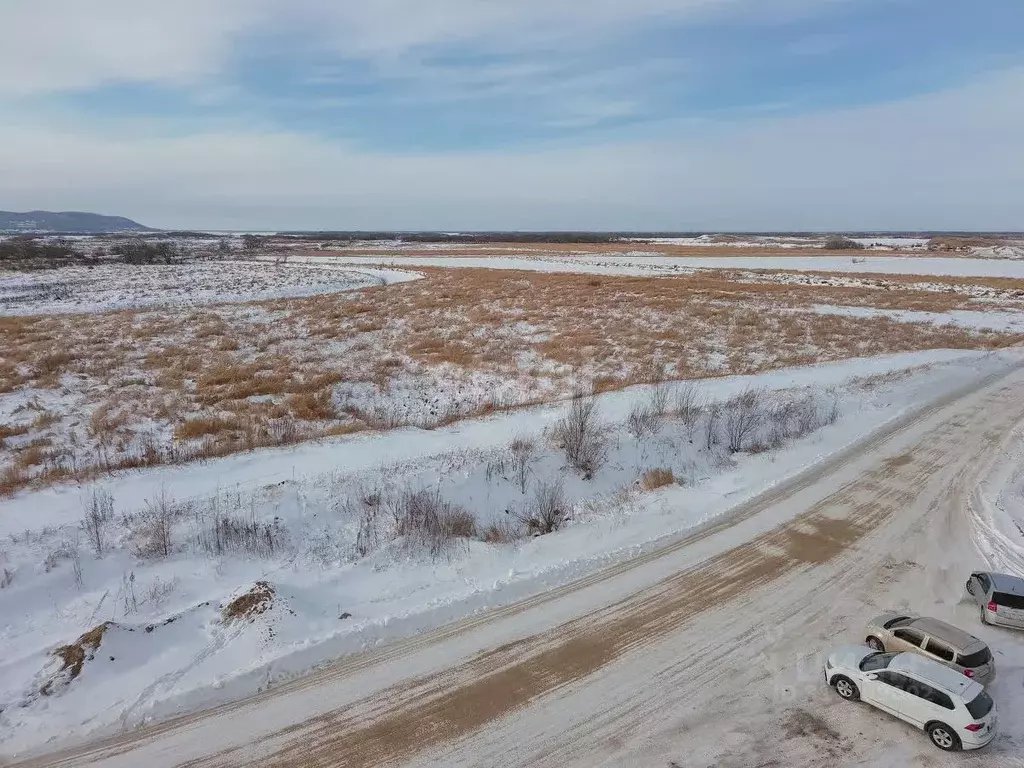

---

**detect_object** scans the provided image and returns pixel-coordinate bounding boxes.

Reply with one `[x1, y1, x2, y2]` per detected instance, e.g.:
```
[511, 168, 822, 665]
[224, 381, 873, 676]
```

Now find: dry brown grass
[43, 622, 111, 694]
[222, 581, 275, 622]
[1, 265, 1021, 497]
[640, 468, 676, 491]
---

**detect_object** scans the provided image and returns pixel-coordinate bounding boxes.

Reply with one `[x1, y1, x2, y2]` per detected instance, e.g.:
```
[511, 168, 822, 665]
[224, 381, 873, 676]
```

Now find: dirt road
[17, 365, 1024, 768]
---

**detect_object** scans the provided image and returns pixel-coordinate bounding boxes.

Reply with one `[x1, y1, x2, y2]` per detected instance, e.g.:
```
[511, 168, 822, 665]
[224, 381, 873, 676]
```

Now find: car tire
[926, 722, 961, 752]
[965, 579, 975, 595]
[865, 636, 885, 652]
[832, 676, 859, 701]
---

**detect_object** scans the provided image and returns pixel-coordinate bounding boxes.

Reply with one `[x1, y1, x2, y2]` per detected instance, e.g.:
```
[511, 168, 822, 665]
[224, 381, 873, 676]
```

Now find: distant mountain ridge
[0, 210, 152, 233]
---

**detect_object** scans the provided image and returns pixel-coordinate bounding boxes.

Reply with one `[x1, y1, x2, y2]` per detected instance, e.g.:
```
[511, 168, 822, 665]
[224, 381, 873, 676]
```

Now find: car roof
[908, 617, 984, 651]
[890, 653, 978, 697]
[987, 571, 1024, 595]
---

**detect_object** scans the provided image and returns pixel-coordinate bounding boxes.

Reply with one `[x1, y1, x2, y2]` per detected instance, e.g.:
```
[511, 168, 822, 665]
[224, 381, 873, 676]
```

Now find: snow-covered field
[631, 234, 932, 250]
[0, 260, 418, 315]
[297, 252, 1024, 279]
[0, 348, 1019, 756]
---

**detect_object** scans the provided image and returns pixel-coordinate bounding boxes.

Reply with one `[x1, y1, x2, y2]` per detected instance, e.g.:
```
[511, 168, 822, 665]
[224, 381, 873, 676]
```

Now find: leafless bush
[649, 380, 671, 417]
[555, 393, 607, 478]
[513, 479, 568, 536]
[143, 576, 179, 610]
[723, 388, 764, 453]
[132, 488, 176, 559]
[825, 391, 841, 424]
[704, 403, 721, 451]
[627, 402, 661, 441]
[1, 567, 13, 588]
[674, 383, 702, 437]
[198, 511, 283, 558]
[480, 518, 525, 545]
[352, 495, 382, 558]
[509, 437, 537, 494]
[823, 235, 865, 251]
[120, 570, 138, 615]
[81, 487, 114, 557]
[388, 487, 477, 557]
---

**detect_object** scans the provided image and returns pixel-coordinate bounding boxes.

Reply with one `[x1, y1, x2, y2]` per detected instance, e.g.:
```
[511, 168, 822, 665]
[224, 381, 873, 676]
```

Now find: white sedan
[823, 645, 996, 751]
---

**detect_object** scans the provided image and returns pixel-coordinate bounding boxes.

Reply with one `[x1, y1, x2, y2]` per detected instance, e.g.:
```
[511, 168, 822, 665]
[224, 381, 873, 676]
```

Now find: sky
[1, 0, 1022, 231]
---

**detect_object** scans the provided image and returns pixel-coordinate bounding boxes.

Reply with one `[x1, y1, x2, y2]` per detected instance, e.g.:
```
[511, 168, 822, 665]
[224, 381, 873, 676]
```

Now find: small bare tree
[514, 479, 568, 536]
[723, 388, 764, 453]
[674, 382, 702, 436]
[509, 437, 537, 495]
[704, 402, 721, 451]
[555, 392, 606, 479]
[81, 487, 114, 557]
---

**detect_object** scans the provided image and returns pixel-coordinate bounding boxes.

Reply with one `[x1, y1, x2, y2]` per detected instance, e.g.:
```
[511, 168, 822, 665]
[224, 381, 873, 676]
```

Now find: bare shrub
[627, 401, 661, 441]
[132, 488, 176, 558]
[143, 576, 179, 610]
[649, 380, 671, 417]
[120, 571, 138, 615]
[825, 391, 841, 424]
[481, 518, 524, 544]
[1, 567, 13, 588]
[513, 479, 568, 536]
[674, 382, 702, 437]
[509, 437, 537, 494]
[555, 393, 606, 478]
[81, 487, 114, 557]
[723, 388, 764, 453]
[640, 467, 675, 491]
[388, 488, 477, 557]
[704, 403, 721, 451]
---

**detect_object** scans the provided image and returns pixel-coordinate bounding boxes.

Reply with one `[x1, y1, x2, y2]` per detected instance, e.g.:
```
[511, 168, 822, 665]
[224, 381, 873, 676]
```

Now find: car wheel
[865, 636, 885, 652]
[832, 676, 859, 701]
[965, 579, 975, 595]
[927, 722, 961, 752]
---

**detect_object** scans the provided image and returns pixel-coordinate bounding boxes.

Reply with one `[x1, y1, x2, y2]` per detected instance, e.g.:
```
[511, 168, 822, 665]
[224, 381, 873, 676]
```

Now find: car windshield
[883, 616, 912, 629]
[959, 647, 992, 667]
[966, 690, 994, 719]
[859, 652, 897, 672]
[992, 591, 1024, 610]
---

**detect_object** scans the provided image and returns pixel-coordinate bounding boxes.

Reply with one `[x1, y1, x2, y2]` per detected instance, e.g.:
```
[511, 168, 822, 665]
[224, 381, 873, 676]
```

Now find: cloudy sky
[1, 1, 1022, 231]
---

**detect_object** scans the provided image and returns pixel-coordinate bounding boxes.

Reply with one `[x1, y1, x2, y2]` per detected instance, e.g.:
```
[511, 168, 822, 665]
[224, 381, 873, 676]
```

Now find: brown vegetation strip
[2, 267, 1021, 496]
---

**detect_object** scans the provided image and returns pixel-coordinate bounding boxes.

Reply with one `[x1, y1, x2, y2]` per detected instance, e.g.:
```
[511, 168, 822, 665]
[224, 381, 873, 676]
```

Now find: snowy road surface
[14, 365, 1024, 768]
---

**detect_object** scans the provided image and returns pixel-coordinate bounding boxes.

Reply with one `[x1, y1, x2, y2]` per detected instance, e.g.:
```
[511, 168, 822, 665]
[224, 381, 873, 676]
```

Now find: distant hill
[0, 210, 152, 233]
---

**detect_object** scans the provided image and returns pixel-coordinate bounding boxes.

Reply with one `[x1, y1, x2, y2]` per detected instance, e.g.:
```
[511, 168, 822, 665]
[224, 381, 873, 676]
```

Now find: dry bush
[555, 393, 606, 478]
[194, 503, 284, 559]
[388, 488, 477, 557]
[674, 382, 703, 437]
[480, 519, 524, 545]
[174, 415, 242, 441]
[513, 478, 568, 536]
[507, 436, 538, 494]
[627, 401, 662, 440]
[640, 467, 676, 491]
[131, 489, 177, 559]
[723, 388, 765, 453]
[1, 566, 13, 588]
[81, 487, 114, 556]
[703, 402, 722, 451]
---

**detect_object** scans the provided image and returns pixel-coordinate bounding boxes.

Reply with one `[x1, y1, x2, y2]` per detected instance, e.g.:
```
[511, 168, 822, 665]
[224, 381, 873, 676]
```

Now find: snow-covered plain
[0, 261, 419, 316]
[297, 252, 1024, 279]
[0, 348, 1020, 757]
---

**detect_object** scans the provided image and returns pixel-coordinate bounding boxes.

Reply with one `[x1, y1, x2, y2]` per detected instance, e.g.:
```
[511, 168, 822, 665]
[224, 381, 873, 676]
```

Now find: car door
[971, 573, 992, 606]
[865, 671, 911, 719]
[897, 677, 945, 728]
[889, 627, 926, 655]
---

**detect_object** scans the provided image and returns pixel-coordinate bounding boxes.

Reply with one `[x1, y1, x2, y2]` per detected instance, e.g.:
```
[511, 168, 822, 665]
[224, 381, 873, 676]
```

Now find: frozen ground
[0, 348, 1019, 757]
[297, 252, 1024, 279]
[630, 235, 932, 250]
[0, 261, 419, 315]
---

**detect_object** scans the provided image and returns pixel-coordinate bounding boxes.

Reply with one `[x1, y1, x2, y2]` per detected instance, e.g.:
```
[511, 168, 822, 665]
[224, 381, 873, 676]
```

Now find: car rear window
[966, 690, 994, 719]
[959, 647, 992, 667]
[992, 591, 1024, 610]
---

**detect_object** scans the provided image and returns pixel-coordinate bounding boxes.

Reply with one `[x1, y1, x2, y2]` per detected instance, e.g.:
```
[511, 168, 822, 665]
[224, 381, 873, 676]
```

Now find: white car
[824, 645, 996, 751]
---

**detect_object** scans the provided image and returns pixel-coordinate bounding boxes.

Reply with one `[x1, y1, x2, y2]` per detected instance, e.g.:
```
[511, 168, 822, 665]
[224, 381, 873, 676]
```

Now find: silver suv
[863, 614, 994, 685]
[966, 571, 1024, 630]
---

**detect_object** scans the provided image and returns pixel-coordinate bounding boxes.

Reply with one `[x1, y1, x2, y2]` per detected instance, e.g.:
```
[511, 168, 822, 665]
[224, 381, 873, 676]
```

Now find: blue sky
[1, 0, 1023, 230]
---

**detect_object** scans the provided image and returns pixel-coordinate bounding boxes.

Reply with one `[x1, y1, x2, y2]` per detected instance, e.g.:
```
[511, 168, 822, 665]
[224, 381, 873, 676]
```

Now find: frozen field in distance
[0, 260, 420, 316]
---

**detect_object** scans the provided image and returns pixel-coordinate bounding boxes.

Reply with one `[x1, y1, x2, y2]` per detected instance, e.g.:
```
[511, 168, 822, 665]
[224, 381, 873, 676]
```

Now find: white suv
[824, 645, 996, 751]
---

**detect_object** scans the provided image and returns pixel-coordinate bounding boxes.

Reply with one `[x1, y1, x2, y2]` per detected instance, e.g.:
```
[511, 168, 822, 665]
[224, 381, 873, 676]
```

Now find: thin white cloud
[0, 0, 846, 95]
[2, 68, 1020, 230]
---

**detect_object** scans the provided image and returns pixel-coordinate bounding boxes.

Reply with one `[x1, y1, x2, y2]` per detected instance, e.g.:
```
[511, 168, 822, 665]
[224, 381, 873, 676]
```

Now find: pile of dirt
[42, 622, 111, 695]
[222, 581, 275, 622]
